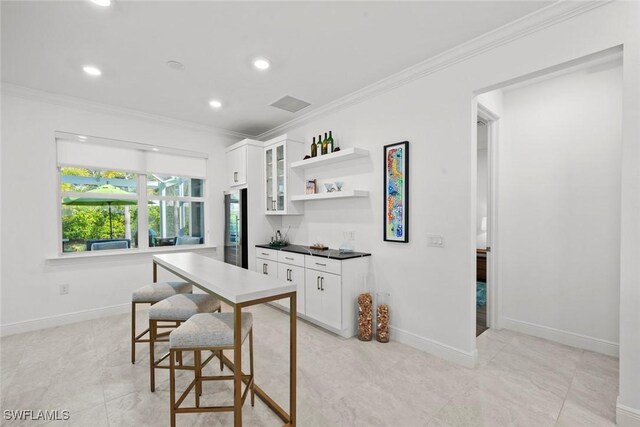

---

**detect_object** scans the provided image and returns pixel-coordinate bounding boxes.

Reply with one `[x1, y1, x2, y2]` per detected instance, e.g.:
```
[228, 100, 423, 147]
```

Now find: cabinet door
[257, 258, 278, 279]
[228, 146, 247, 187]
[277, 264, 305, 313]
[275, 143, 286, 211]
[265, 147, 275, 212]
[319, 272, 341, 330]
[304, 269, 324, 323]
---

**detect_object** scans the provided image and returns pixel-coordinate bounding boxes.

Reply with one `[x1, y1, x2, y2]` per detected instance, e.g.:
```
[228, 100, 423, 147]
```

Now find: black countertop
[256, 244, 371, 260]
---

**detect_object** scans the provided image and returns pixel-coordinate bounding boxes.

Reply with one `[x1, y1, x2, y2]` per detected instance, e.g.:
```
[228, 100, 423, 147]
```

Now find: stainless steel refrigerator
[224, 189, 248, 269]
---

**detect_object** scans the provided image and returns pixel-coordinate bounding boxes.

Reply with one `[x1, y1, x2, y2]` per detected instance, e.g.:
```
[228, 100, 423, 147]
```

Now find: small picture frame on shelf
[306, 179, 317, 195]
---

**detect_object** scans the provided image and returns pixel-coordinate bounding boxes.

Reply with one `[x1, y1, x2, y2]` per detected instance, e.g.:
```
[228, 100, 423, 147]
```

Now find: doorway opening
[475, 105, 498, 337]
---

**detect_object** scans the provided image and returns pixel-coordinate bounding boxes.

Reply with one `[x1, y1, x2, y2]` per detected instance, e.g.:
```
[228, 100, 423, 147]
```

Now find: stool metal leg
[131, 302, 136, 364]
[195, 350, 202, 407]
[149, 319, 156, 392]
[169, 349, 176, 427]
[249, 328, 255, 407]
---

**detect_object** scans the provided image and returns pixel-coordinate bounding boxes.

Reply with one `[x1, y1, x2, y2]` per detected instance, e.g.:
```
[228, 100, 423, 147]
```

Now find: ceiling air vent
[270, 95, 311, 113]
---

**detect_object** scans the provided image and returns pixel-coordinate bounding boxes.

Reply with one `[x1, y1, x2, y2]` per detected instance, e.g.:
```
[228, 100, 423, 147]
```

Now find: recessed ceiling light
[78, 135, 87, 140]
[209, 99, 222, 109]
[151, 147, 160, 152]
[83, 65, 102, 76]
[253, 57, 271, 70]
[166, 60, 185, 71]
[90, 0, 111, 6]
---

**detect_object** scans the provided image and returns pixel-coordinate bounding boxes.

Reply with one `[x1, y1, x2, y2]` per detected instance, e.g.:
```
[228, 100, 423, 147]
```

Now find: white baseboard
[502, 317, 619, 357]
[617, 399, 640, 427]
[390, 325, 477, 368]
[1, 303, 130, 337]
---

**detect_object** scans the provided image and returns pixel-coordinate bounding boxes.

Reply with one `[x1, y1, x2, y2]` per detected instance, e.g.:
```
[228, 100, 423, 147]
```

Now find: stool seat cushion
[132, 281, 192, 303]
[149, 294, 221, 321]
[170, 313, 253, 349]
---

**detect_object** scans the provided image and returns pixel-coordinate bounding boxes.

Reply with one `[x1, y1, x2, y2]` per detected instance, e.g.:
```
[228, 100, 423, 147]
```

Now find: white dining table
[153, 252, 297, 426]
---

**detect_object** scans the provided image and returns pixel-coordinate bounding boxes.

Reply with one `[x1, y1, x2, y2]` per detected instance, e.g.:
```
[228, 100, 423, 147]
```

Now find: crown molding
[257, 0, 611, 140]
[1, 83, 253, 141]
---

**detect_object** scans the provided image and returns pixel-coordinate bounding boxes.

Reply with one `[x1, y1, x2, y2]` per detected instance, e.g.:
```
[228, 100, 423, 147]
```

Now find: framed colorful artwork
[383, 141, 409, 242]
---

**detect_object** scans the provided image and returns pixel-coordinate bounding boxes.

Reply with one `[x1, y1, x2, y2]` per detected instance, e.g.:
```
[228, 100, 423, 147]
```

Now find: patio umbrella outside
[62, 184, 137, 239]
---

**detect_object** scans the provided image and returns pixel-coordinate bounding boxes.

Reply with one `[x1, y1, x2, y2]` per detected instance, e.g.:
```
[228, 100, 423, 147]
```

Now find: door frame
[477, 103, 501, 331]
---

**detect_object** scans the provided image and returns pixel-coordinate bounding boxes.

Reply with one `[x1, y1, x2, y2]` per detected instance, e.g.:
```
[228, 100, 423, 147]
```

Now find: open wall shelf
[290, 147, 369, 169]
[291, 189, 369, 201]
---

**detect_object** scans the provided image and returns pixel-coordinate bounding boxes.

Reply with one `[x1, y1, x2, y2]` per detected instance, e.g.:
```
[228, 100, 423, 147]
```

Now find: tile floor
[1, 304, 618, 426]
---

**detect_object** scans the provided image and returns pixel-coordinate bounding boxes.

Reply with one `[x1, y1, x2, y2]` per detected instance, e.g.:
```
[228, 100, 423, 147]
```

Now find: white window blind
[56, 134, 207, 178]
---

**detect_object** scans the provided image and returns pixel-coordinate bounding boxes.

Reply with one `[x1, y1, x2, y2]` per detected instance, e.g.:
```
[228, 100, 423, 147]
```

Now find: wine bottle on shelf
[310, 136, 317, 157]
[327, 131, 334, 153]
[317, 135, 322, 155]
[321, 132, 328, 155]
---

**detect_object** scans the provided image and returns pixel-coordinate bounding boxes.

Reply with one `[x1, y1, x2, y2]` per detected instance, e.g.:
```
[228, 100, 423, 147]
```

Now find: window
[60, 168, 139, 252]
[56, 133, 208, 254]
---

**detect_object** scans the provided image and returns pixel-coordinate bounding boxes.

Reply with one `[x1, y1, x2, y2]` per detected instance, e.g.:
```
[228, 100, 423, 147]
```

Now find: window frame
[57, 166, 207, 255]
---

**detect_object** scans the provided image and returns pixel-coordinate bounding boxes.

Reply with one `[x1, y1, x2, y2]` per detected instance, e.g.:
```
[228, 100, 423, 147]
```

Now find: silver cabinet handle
[234, 171, 238, 182]
[261, 252, 269, 256]
[285, 257, 294, 260]
[320, 277, 324, 291]
[316, 276, 320, 290]
[287, 269, 292, 281]
[315, 262, 327, 267]
[262, 263, 266, 274]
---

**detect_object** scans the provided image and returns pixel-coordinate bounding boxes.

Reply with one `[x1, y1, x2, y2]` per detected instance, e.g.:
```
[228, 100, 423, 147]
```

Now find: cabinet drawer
[305, 256, 341, 275]
[256, 248, 278, 260]
[278, 251, 305, 267]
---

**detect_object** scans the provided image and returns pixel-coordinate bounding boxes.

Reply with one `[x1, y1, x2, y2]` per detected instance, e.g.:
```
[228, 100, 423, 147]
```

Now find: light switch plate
[427, 234, 445, 248]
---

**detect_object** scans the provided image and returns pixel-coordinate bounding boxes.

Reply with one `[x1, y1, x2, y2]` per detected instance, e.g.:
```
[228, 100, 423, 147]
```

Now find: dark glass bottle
[311, 136, 317, 157]
[327, 131, 334, 153]
[317, 135, 322, 155]
[321, 132, 328, 155]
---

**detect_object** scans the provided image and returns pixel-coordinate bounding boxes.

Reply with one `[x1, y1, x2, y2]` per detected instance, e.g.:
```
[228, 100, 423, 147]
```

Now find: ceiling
[2, 1, 551, 137]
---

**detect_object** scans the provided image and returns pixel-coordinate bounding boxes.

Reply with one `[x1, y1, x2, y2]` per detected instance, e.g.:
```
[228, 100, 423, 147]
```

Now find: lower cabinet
[255, 249, 369, 337]
[304, 269, 341, 330]
[276, 263, 305, 313]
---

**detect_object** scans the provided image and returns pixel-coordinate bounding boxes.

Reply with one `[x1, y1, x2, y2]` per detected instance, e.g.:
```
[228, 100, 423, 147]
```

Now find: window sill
[46, 244, 217, 263]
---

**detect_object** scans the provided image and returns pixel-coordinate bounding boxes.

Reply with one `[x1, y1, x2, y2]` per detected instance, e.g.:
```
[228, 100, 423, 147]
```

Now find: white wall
[0, 93, 240, 334]
[267, 3, 640, 415]
[498, 60, 622, 356]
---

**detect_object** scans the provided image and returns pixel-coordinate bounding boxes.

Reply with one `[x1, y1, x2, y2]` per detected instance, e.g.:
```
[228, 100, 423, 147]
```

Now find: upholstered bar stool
[168, 312, 254, 427]
[148, 294, 222, 392]
[131, 281, 192, 364]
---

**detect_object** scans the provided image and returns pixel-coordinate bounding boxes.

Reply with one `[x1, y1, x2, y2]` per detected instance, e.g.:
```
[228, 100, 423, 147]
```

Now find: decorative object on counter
[334, 181, 344, 191]
[310, 243, 328, 250]
[383, 141, 409, 243]
[321, 132, 328, 155]
[376, 292, 390, 343]
[333, 147, 341, 152]
[303, 155, 310, 160]
[324, 183, 335, 192]
[306, 179, 317, 195]
[310, 136, 318, 158]
[357, 292, 373, 341]
[339, 231, 354, 253]
[269, 228, 289, 247]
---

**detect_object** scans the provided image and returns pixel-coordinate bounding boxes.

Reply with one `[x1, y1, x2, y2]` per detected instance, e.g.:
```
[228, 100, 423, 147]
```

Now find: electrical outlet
[59, 284, 69, 295]
[427, 234, 445, 248]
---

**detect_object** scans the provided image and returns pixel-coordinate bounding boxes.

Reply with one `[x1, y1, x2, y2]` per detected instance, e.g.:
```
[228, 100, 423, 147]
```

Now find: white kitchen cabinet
[304, 268, 341, 330]
[257, 258, 277, 278]
[276, 263, 305, 313]
[227, 144, 247, 187]
[264, 135, 304, 215]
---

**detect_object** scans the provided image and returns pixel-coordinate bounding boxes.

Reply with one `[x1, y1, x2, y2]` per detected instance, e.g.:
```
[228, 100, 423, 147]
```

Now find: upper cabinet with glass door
[264, 135, 304, 215]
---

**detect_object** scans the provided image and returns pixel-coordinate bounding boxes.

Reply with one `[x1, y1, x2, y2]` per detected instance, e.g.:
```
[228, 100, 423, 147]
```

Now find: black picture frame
[383, 141, 409, 243]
